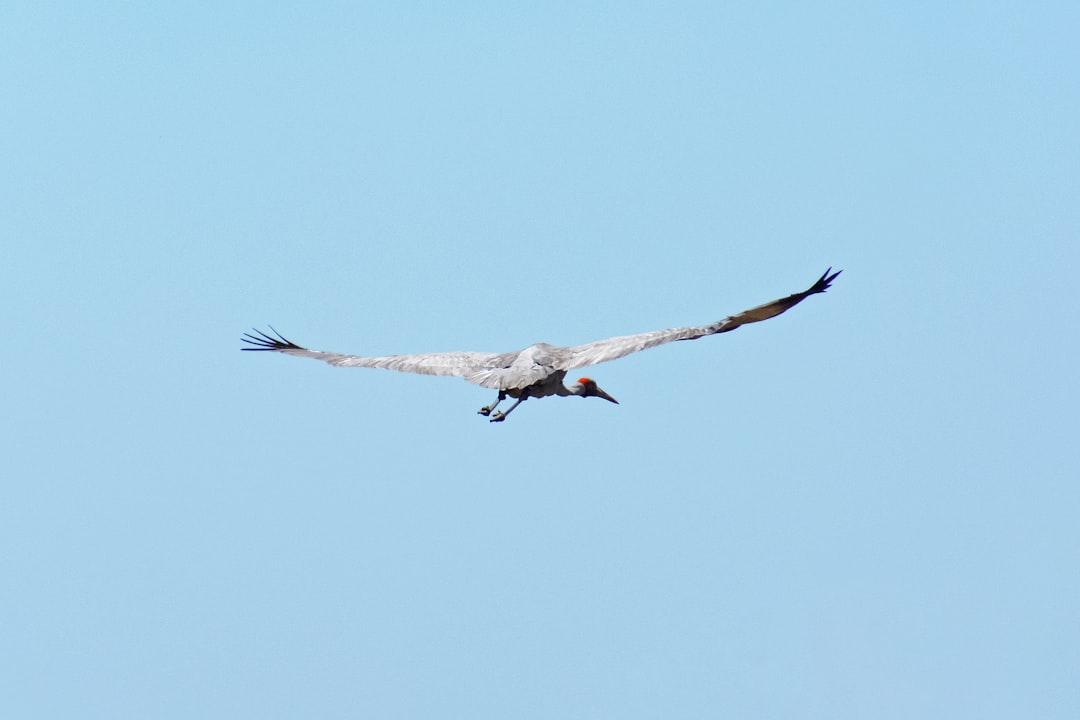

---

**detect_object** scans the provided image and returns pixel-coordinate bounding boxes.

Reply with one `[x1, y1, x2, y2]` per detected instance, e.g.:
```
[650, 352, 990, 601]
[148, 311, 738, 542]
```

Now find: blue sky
[3, 3, 1078, 718]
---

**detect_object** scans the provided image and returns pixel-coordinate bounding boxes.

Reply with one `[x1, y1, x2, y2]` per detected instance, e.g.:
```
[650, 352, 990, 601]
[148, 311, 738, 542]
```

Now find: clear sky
[3, 3, 1078, 718]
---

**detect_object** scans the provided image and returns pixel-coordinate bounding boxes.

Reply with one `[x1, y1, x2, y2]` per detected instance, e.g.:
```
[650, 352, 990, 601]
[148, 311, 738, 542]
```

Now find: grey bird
[243, 267, 841, 422]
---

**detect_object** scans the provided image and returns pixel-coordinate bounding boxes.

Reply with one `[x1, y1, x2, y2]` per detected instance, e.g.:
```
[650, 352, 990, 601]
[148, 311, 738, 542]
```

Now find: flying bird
[243, 267, 841, 422]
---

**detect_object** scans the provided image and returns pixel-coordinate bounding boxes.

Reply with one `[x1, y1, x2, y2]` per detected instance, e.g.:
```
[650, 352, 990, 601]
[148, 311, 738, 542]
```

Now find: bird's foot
[489, 411, 506, 422]
[478, 406, 493, 416]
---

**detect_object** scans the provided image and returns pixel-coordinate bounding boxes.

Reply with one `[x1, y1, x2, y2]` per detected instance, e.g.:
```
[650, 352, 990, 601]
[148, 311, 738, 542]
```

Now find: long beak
[595, 387, 619, 404]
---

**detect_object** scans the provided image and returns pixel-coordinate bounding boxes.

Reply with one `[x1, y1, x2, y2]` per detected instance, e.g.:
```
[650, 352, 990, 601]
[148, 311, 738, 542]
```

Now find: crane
[242, 267, 841, 422]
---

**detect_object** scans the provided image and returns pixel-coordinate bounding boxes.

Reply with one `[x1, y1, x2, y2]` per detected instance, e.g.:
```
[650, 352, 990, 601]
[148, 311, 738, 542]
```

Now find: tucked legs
[478, 390, 507, 416]
[489, 396, 526, 422]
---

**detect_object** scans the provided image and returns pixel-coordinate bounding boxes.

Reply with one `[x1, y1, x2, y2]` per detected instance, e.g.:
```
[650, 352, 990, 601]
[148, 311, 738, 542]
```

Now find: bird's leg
[489, 397, 526, 423]
[478, 390, 507, 416]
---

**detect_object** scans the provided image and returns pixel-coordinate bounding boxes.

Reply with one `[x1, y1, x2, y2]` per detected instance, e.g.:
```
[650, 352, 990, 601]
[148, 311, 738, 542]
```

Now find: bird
[242, 267, 841, 422]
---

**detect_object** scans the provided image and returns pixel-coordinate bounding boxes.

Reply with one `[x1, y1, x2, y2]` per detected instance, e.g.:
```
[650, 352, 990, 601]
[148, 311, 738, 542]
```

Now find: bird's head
[570, 377, 619, 404]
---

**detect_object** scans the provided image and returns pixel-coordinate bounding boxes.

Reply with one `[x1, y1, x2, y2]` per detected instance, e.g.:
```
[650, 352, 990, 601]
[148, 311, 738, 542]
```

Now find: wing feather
[560, 268, 841, 370]
[241, 327, 510, 382]
[461, 343, 562, 390]
[243, 268, 840, 389]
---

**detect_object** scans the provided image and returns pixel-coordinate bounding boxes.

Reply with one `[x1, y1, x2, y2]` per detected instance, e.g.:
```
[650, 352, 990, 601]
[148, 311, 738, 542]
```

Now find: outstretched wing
[243, 268, 840, 388]
[241, 327, 512, 381]
[560, 268, 841, 370]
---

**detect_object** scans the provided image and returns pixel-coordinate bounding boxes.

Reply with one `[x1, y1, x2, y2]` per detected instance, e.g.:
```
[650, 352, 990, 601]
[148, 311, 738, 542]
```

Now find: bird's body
[243, 268, 841, 421]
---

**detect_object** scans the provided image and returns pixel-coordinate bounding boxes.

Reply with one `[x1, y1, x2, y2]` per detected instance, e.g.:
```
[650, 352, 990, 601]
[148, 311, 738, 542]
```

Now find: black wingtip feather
[241, 326, 305, 352]
[809, 267, 842, 294]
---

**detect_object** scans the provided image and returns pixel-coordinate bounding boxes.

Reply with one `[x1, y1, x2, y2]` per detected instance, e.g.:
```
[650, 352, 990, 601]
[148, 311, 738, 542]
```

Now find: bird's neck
[556, 379, 584, 397]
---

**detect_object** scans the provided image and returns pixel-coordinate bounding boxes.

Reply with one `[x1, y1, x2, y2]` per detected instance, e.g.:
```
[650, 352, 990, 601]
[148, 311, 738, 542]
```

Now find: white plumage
[243, 268, 841, 421]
